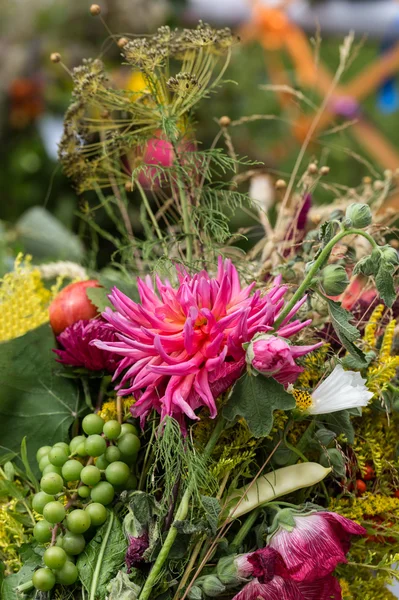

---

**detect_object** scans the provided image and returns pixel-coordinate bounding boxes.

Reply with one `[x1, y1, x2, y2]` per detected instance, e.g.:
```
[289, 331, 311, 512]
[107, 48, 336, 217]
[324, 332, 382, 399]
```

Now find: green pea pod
[225, 462, 331, 521]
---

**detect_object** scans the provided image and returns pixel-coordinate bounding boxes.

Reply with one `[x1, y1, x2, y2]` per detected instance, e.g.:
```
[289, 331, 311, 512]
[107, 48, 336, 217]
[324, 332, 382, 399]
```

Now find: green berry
[105, 461, 130, 486]
[54, 442, 70, 453]
[85, 503, 108, 526]
[36, 446, 52, 463]
[43, 501, 66, 524]
[103, 420, 121, 440]
[80, 465, 101, 486]
[32, 491, 54, 514]
[49, 446, 69, 467]
[78, 485, 91, 499]
[43, 546, 67, 570]
[62, 531, 86, 555]
[82, 414, 105, 435]
[55, 561, 78, 585]
[70, 435, 86, 454]
[39, 455, 51, 472]
[40, 473, 64, 495]
[119, 423, 139, 437]
[125, 474, 138, 490]
[105, 445, 121, 463]
[62, 459, 84, 482]
[33, 520, 52, 543]
[85, 434, 107, 457]
[117, 433, 140, 456]
[32, 567, 56, 591]
[42, 464, 63, 476]
[77, 442, 88, 457]
[96, 454, 110, 470]
[90, 481, 115, 505]
[66, 509, 91, 534]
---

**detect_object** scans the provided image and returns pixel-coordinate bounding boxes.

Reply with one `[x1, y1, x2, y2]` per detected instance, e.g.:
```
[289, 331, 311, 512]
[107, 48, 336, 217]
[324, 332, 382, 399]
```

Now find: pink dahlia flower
[246, 334, 322, 385]
[54, 318, 121, 372]
[268, 510, 366, 583]
[94, 258, 317, 427]
[232, 574, 342, 600]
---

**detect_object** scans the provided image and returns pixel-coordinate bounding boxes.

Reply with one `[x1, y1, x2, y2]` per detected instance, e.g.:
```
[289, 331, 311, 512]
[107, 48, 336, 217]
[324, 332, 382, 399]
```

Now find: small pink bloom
[94, 258, 316, 428]
[268, 511, 366, 583]
[231, 574, 342, 600]
[247, 334, 322, 386]
[54, 319, 121, 372]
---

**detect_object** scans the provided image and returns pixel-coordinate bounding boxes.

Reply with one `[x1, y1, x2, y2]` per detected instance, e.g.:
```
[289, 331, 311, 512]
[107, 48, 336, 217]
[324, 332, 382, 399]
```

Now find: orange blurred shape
[8, 78, 44, 127]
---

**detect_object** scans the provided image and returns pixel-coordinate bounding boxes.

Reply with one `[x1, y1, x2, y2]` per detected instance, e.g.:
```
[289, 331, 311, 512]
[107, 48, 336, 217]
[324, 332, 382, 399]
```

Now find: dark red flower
[125, 533, 149, 572]
[231, 574, 342, 600]
[54, 318, 121, 372]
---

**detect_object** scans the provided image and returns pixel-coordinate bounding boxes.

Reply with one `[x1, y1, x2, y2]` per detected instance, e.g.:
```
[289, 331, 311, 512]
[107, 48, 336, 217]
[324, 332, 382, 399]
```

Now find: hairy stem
[273, 228, 379, 329]
[137, 417, 226, 600]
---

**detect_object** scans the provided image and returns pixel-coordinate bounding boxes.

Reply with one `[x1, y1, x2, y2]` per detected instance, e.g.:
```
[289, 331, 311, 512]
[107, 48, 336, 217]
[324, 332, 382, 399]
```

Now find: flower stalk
[273, 228, 379, 329]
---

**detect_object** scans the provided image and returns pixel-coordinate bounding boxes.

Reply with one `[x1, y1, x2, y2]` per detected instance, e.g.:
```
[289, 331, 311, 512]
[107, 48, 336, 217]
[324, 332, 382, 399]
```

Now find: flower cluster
[95, 258, 318, 428]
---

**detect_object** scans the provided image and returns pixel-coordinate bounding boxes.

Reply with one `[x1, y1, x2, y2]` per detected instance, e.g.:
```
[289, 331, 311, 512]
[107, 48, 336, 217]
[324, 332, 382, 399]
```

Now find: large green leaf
[77, 510, 126, 600]
[223, 374, 296, 438]
[0, 325, 85, 472]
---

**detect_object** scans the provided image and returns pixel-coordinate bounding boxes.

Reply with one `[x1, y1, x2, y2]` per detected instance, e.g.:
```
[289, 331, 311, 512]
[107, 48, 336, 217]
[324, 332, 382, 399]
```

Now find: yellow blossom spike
[380, 319, 396, 362]
[0, 254, 60, 342]
[364, 304, 384, 349]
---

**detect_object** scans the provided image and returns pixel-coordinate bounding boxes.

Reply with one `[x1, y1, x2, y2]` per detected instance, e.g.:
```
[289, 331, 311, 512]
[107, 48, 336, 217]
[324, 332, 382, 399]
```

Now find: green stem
[15, 580, 34, 593]
[273, 228, 379, 329]
[90, 511, 114, 600]
[138, 417, 226, 600]
[230, 508, 260, 551]
[136, 180, 168, 256]
[285, 420, 316, 466]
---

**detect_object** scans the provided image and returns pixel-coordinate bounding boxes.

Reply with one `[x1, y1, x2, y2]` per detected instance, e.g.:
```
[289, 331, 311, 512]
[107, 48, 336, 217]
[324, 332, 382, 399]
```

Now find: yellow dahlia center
[293, 389, 313, 411]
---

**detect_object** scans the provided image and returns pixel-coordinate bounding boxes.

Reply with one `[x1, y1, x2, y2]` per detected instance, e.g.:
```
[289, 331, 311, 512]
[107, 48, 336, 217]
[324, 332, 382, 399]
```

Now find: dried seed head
[90, 4, 101, 16]
[390, 239, 399, 249]
[307, 163, 318, 174]
[118, 37, 129, 48]
[320, 166, 330, 176]
[50, 52, 61, 63]
[362, 176, 372, 185]
[219, 116, 231, 127]
[275, 179, 287, 190]
[125, 181, 133, 192]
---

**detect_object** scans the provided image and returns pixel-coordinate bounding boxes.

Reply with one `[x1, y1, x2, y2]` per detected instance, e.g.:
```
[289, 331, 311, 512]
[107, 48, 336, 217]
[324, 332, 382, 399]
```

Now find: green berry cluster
[31, 414, 141, 592]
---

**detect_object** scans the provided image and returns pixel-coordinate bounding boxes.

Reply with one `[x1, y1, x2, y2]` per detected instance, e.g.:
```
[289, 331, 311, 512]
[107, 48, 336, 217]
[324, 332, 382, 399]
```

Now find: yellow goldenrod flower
[380, 319, 396, 362]
[98, 398, 134, 422]
[364, 304, 384, 349]
[0, 498, 26, 574]
[0, 254, 61, 342]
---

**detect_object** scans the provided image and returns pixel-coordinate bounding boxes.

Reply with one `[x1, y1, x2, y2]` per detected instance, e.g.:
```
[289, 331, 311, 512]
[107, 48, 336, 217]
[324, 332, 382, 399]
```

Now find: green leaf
[316, 410, 355, 444]
[320, 448, 346, 477]
[107, 571, 141, 600]
[201, 496, 221, 535]
[223, 374, 296, 438]
[315, 428, 337, 446]
[1, 545, 42, 599]
[77, 510, 127, 600]
[0, 325, 85, 475]
[16, 206, 84, 261]
[20, 437, 39, 493]
[325, 298, 360, 342]
[324, 298, 368, 365]
[354, 250, 381, 277]
[375, 260, 396, 307]
[341, 351, 376, 370]
[86, 286, 113, 313]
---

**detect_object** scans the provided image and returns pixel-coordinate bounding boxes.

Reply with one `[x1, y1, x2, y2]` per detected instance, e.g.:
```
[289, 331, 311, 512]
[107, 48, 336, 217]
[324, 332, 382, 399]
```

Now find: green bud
[345, 203, 372, 229]
[107, 571, 140, 600]
[201, 575, 226, 597]
[380, 245, 399, 265]
[216, 556, 238, 585]
[4, 461, 15, 481]
[320, 264, 349, 295]
[187, 586, 203, 600]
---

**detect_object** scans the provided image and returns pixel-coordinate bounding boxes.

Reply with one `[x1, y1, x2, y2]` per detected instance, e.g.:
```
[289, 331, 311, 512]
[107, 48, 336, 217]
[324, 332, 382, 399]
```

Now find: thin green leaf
[20, 437, 39, 492]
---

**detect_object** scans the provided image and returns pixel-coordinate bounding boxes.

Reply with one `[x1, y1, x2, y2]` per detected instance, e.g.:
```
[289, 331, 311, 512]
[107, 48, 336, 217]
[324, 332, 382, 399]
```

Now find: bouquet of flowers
[2, 10, 399, 600]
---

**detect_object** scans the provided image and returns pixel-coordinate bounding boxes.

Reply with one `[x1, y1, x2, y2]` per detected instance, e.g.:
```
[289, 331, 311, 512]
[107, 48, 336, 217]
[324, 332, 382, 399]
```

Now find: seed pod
[345, 203, 372, 229]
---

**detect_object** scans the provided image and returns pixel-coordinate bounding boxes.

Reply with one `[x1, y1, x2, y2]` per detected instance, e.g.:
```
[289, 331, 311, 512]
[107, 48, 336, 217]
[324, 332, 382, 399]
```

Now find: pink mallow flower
[94, 258, 317, 427]
[268, 510, 366, 583]
[246, 333, 322, 385]
[232, 574, 342, 600]
[54, 318, 121, 372]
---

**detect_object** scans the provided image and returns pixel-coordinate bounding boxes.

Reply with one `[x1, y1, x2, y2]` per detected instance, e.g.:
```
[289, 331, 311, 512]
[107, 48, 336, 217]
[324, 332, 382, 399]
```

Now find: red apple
[49, 280, 101, 335]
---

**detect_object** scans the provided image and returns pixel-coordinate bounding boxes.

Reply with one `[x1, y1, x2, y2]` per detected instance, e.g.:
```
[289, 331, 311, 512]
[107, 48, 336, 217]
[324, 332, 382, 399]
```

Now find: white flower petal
[310, 365, 373, 415]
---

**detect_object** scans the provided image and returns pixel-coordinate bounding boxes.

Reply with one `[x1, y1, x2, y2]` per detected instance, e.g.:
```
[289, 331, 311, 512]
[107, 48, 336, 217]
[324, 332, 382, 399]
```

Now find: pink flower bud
[246, 334, 303, 385]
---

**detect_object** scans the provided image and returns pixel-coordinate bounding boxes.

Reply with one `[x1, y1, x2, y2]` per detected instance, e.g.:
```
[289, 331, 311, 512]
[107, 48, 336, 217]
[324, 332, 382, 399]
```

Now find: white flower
[249, 174, 275, 211]
[309, 364, 373, 415]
